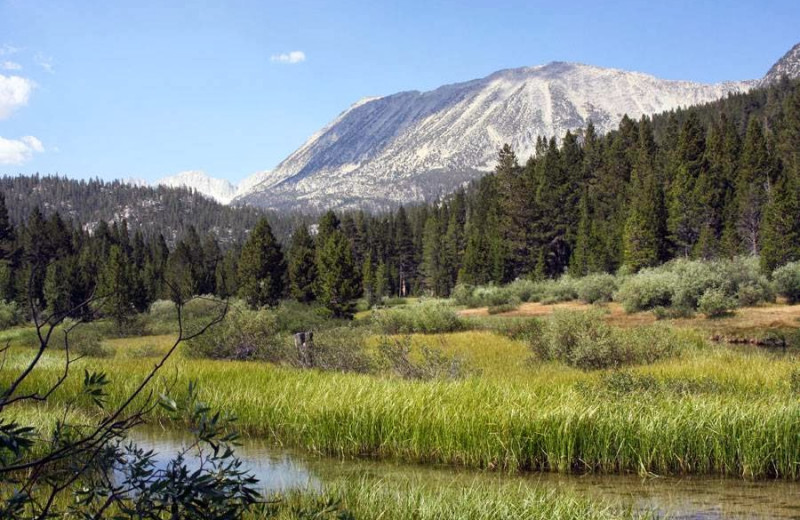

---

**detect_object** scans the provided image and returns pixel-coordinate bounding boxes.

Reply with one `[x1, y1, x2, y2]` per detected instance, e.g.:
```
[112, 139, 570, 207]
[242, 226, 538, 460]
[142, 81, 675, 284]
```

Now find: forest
[2, 77, 799, 326]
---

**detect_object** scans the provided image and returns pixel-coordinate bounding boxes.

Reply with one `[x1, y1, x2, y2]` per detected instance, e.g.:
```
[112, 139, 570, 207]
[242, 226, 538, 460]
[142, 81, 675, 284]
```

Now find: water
[133, 428, 800, 519]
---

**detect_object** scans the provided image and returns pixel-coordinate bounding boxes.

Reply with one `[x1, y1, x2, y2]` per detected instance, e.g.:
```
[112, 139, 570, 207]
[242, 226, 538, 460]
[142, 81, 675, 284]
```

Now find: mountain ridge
[155, 43, 800, 211]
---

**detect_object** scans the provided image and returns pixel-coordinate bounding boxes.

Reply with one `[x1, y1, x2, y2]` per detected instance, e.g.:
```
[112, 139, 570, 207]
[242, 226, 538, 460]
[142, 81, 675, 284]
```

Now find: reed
[4, 324, 800, 480]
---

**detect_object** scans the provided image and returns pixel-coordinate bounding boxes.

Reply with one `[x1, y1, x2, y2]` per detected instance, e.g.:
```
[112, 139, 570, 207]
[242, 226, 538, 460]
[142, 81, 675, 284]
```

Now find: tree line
[3, 78, 799, 323]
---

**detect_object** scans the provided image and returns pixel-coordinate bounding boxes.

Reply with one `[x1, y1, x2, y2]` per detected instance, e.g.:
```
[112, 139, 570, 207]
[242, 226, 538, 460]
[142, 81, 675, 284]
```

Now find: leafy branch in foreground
[0, 267, 267, 519]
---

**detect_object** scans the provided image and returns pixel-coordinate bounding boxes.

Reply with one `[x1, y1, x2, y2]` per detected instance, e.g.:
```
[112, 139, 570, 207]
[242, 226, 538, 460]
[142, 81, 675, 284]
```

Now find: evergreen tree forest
[2, 78, 800, 321]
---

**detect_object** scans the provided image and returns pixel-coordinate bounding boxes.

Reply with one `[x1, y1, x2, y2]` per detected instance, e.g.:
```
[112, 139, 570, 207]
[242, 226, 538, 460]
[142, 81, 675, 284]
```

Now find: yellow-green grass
[4, 325, 800, 480]
[266, 474, 639, 520]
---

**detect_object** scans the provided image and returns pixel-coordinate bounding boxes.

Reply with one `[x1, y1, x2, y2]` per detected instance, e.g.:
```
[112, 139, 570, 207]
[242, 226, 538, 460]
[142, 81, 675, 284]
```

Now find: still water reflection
[132, 429, 800, 519]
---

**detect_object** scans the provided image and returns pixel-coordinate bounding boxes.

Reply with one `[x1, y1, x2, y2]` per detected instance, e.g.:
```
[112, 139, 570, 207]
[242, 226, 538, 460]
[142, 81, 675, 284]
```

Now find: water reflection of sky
[129, 429, 321, 494]
[131, 428, 800, 519]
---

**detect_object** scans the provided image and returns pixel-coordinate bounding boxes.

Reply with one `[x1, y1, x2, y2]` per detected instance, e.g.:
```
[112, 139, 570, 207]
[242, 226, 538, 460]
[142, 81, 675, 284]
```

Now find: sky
[0, 0, 798, 185]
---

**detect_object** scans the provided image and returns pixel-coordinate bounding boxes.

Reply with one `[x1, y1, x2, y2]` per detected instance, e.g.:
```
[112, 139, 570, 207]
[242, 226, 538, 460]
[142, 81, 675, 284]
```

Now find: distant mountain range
[152, 169, 273, 204]
[162, 42, 800, 210]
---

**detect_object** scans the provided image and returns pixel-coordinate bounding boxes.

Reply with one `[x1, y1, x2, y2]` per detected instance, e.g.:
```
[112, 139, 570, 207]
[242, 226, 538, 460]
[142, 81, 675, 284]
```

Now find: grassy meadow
[5, 292, 800, 483]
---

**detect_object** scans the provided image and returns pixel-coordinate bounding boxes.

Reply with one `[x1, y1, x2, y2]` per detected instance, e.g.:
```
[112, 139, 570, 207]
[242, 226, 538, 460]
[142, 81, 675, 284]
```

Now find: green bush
[451, 284, 478, 307]
[615, 270, 677, 312]
[697, 288, 736, 318]
[530, 310, 682, 370]
[273, 300, 349, 333]
[0, 300, 24, 330]
[538, 276, 579, 304]
[668, 259, 726, 309]
[719, 257, 774, 305]
[372, 301, 465, 334]
[301, 326, 373, 373]
[774, 262, 800, 304]
[378, 336, 471, 380]
[147, 297, 227, 336]
[575, 274, 617, 304]
[473, 285, 516, 307]
[50, 322, 110, 358]
[506, 279, 539, 303]
[183, 302, 284, 360]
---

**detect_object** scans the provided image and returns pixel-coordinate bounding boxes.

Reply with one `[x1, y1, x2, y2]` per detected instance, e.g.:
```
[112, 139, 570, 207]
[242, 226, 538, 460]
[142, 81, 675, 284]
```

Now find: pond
[133, 428, 800, 519]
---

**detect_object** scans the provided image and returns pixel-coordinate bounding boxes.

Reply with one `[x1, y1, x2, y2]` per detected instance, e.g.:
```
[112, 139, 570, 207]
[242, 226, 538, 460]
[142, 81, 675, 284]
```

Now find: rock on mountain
[761, 42, 800, 86]
[233, 62, 763, 211]
[157, 170, 237, 204]
[156, 169, 274, 205]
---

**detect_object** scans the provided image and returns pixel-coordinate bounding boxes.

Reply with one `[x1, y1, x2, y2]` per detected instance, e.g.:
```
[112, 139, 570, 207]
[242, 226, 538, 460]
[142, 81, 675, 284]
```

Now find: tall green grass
[268, 475, 639, 519]
[5, 337, 800, 479]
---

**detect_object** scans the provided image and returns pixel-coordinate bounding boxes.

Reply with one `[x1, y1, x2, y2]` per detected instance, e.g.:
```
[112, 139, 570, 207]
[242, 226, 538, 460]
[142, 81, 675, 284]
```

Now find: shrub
[0, 300, 24, 330]
[774, 262, 800, 304]
[539, 276, 580, 304]
[50, 322, 110, 358]
[506, 279, 539, 303]
[301, 327, 373, 373]
[273, 300, 349, 334]
[183, 302, 284, 360]
[487, 300, 520, 315]
[575, 274, 617, 304]
[378, 336, 471, 380]
[372, 302, 465, 334]
[530, 310, 682, 370]
[668, 259, 726, 309]
[720, 257, 774, 305]
[451, 284, 477, 307]
[147, 297, 227, 336]
[697, 288, 736, 318]
[615, 270, 677, 312]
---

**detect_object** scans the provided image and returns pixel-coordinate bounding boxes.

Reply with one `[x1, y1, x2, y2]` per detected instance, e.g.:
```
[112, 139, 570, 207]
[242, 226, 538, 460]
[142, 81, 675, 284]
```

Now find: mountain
[233, 43, 799, 211]
[157, 170, 237, 204]
[0, 174, 305, 246]
[762, 42, 800, 86]
[155, 169, 274, 204]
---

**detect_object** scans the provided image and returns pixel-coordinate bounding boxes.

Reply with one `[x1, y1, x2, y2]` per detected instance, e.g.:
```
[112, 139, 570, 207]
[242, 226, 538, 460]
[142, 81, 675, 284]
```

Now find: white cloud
[0, 74, 35, 119]
[1, 61, 22, 71]
[270, 50, 306, 64]
[0, 136, 44, 165]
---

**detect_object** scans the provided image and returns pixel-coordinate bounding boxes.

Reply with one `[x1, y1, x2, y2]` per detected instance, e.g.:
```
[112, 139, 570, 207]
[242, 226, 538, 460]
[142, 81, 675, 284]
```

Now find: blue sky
[0, 0, 798, 184]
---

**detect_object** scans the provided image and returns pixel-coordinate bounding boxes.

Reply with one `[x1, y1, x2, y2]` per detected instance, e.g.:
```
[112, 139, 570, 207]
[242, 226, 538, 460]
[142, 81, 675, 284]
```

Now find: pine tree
[315, 230, 360, 318]
[288, 225, 317, 303]
[569, 190, 591, 276]
[421, 213, 448, 296]
[165, 242, 194, 303]
[394, 206, 415, 296]
[361, 252, 378, 307]
[374, 260, 389, 302]
[44, 258, 75, 318]
[98, 245, 136, 331]
[214, 248, 239, 298]
[760, 167, 800, 273]
[237, 218, 286, 308]
[733, 119, 773, 255]
[623, 117, 668, 270]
